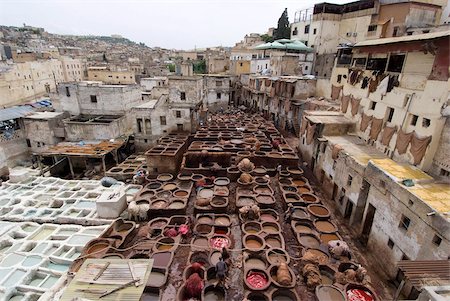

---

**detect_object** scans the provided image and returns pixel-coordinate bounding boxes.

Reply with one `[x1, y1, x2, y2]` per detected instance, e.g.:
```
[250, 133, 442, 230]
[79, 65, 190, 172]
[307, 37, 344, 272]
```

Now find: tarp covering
[306, 122, 316, 145]
[369, 117, 384, 140]
[410, 134, 432, 165]
[331, 85, 342, 100]
[350, 96, 361, 116]
[395, 129, 413, 155]
[360, 113, 373, 132]
[341, 94, 351, 113]
[381, 125, 397, 146]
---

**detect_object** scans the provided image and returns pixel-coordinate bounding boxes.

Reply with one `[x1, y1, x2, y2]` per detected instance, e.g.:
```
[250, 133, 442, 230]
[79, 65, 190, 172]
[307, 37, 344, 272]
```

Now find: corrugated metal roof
[354, 30, 450, 47]
[0, 99, 52, 122]
[398, 260, 450, 289]
[0, 105, 35, 122]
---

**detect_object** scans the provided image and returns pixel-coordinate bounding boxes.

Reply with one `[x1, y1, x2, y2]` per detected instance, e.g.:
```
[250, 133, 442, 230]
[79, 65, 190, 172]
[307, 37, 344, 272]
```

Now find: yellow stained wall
[87, 69, 135, 85]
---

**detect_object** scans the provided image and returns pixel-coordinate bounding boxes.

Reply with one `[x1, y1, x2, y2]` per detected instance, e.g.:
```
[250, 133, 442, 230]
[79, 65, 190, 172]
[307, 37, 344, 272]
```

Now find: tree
[274, 8, 290, 40]
[261, 34, 274, 43]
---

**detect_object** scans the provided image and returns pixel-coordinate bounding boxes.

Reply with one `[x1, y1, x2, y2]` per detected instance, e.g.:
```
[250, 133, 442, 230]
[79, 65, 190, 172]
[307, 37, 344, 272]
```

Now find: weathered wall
[87, 69, 135, 85]
[64, 116, 131, 141]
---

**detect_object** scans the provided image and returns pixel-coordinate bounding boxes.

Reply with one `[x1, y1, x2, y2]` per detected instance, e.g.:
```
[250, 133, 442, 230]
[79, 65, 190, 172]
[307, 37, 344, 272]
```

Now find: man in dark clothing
[215, 257, 227, 288]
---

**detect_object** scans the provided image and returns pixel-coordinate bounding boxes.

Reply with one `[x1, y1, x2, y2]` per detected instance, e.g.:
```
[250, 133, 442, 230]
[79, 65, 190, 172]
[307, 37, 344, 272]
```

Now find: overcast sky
[0, 0, 348, 49]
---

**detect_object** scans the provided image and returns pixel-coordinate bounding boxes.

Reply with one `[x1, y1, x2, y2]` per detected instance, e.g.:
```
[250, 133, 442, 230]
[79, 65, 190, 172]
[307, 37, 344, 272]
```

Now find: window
[304, 25, 310, 34]
[368, 24, 377, 32]
[387, 54, 405, 73]
[410, 114, 418, 126]
[240, 63, 243, 67]
[177, 124, 183, 131]
[176, 110, 181, 118]
[305, 65, 308, 70]
[393, 26, 400, 37]
[367, 57, 387, 71]
[336, 48, 352, 66]
[369, 101, 377, 110]
[65, 86, 70, 97]
[352, 57, 367, 68]
[408, 199, 414, 206]
[180, 92, 186, 100]
[26, 139, 31, 147]
[387, 238, 394, 249]
[160, 116, 166, 125]
[313, 28, 317, 34]
[137, 119, 143, 133]
[304, 41, 308, 46]
[347, 175, 353, 186]
[90, 95, 98, 103]
[293, 27, 298, 35]
[332, 160, 337, 170]
[216, 80, 222, 87]
[217, 93, 221, 99]
[386, 107, 394, 122]
[337, 75, 342, 83]
[440, 169, 450, 177]
[432, 235, 442, 246]
[422, 118, 430, 128]
[399, 215, 411, 231]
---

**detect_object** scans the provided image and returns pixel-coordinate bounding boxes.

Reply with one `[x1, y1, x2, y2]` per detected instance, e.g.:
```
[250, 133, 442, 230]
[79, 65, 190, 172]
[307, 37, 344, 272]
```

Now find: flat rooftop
[38, 138, 127, 157]
[24, 111, 65, 120]
[306, 113, 354, 125]
[325, 135, 386, 166]
[66, 114, 124, 124]
[133, 99, 159, 109]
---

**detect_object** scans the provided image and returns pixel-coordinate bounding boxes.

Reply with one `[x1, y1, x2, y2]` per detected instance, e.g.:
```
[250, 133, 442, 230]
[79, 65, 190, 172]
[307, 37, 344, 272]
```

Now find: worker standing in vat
[215, 256, 228, 288]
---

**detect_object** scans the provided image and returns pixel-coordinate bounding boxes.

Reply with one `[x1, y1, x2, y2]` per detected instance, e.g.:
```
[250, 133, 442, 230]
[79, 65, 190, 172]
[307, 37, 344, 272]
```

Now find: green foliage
[193, 60, 206, 74]
[168, 64, 176, 72]
[274, 8, 290, 40]
[261, 34, 274, 43]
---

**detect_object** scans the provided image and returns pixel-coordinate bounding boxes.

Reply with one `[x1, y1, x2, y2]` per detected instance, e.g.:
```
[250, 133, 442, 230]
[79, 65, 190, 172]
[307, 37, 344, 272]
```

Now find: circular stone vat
[261, 222, 280, 234]
[202, 284, 226, 301]
[156, 191, 172, 199]
[284, 193, 301, 203]
[188, 251, 209, 266]
[254, 177, 269, 185]
[308, 204, 331, 219]
[293, 220, 315, 234]
[344, 284, 377, 301]
[281, 185, 298, 193]
[151, 251, 173, 268]
[293, 177, 309, 186]
[269, 264, 296, 288]
[314, 220, 338, 233]
[320, 232, 343, 244]
[214, 177, 230, 186]
[191, 174, 205, 182]
[319, 265, 336, 285]
[303, 248, 330, 264]
[138, 190, 155, 198]
[85, 240, 111, 256]
[198, 188, 214, 199]
[245, 269, 270, 291]
[209, 235, 230, 250]
[155, 237, 175, 251]
[209, 250, 222, 266]
[149, 218, 168, 228]
[270, 289, 299, 301]
[244, 291, 269, 301]
[197, 215, 213, 224]
[173, 190, 189, 198]
[109, 168, 122, 173]
[244, 254, 268, 270]
[183, 265, 205, 281]
[194, 224, 213, 236]
[292, 208, 310, 220]
[265, 234, 283, 249]
[242, 222, 262, 235]
[253, 167, 267, 175]
[298, 233, 321, 249]
[256, 195, 275, 205]
[168, 200, 185, 209]
[157, 174, 174, 182]
[162, 182, 177, 191]
[316, 285, 346, 301]
[302, 193, 320, 204]
[146, 182, 162, 190]
[214, 216, 231, 227]
[279, 178, 293, 185]
[266, 248, 290, 265]
[211, 196, 227, 208]
[260, 210, 278, 222]
[243, 234, 265, 251]
[151, 199, 167, 209]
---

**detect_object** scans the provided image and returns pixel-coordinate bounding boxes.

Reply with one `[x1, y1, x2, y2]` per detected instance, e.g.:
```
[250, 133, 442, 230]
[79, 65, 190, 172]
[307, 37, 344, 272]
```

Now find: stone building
[0, 57, 85, 107]
[203, 75, 232, 112]
[291, 0, 447, 79]
[330, 31, 449, 173]
[23, 111, 67, 152]
[86, 66, 135, 85]
[52, 81, 143, 116]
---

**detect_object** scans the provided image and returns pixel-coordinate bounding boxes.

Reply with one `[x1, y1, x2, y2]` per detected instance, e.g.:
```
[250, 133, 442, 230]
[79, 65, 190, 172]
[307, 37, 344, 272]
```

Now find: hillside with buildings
[0, 1, 448, 300]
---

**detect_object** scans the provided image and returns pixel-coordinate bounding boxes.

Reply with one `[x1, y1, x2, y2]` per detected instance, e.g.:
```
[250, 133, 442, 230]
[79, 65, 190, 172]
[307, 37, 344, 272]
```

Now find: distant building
[86, 66, 135, 85]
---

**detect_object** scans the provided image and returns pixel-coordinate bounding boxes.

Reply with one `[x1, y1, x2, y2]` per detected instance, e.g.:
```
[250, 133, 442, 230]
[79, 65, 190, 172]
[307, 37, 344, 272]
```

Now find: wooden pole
[68, 157, 75, 179]
[102, 156, 107, 176]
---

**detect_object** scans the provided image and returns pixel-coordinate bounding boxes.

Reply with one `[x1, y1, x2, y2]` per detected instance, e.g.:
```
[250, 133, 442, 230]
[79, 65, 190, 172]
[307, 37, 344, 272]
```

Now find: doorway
[360, 203, 376, 245]
[344, 200, 353, 219]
